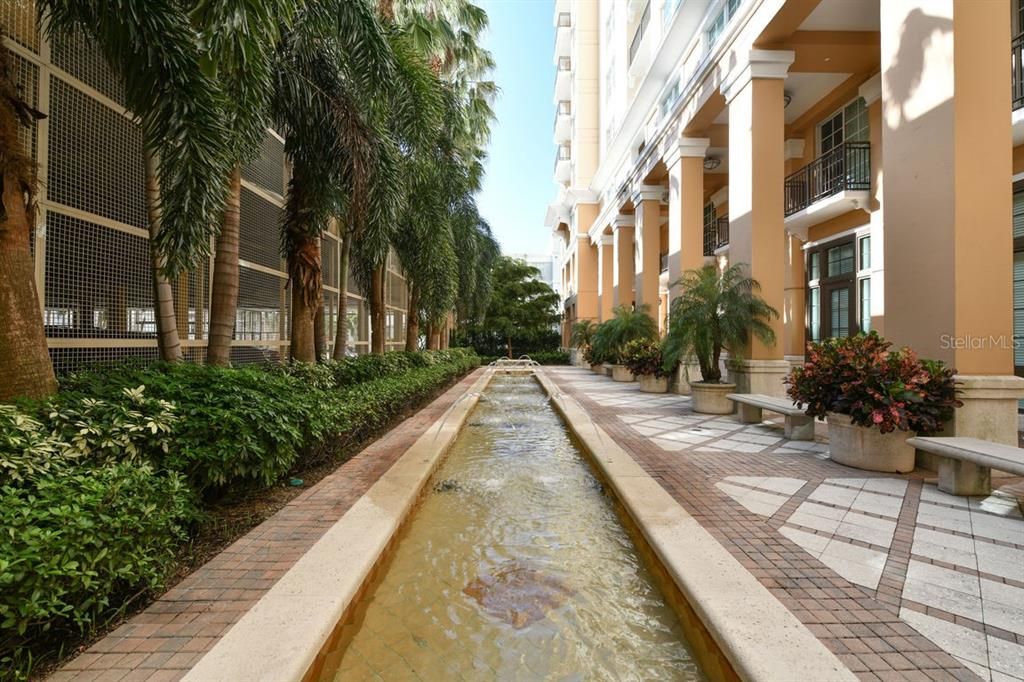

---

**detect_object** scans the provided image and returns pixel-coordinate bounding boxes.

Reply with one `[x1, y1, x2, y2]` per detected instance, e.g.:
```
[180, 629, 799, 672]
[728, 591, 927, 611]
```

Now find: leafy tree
[467, 257, 561, 358]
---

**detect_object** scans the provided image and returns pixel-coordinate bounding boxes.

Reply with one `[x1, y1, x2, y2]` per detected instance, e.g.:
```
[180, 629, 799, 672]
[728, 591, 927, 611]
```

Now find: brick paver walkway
[49, 369, 486, 682]
[546, 367, 1024, 682]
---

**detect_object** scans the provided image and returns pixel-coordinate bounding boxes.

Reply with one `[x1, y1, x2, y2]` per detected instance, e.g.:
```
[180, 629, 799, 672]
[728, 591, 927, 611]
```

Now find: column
[575, 235, 599, 323]
[611, 215, 635, 309]
[881, 0, 1023, 450]
[859, 74, 885, 337]
[597, 234, 614, 321]
[632, 185, 665, 322]
[723, 49, 793, 397]
[666, 137, 710, 302]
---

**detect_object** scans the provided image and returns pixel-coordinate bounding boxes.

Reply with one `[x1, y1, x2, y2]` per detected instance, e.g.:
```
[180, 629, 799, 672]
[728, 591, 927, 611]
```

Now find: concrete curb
[535, 369, 857, 682]
[183, 369, 495, 682]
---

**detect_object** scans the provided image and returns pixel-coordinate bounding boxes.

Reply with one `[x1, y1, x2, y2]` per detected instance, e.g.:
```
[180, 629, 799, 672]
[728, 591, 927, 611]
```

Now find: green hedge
[477, 350, 569, 366]
[0, 349, 478, 677]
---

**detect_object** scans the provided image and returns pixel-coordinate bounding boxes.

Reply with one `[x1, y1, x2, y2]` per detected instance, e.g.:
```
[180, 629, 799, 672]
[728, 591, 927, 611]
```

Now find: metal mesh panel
[241, 132, 285, 196]
[322, 235, 338, 289]
[48, 76, 146, 228]
[8, 50, 38, 158]
[50, 345, 160, 376]
[1, 0, 39, 53]
[50, 29, 126, 107]
[44, 212, 153, 339]
[236, 266, 286, 341]
[239, 187, 283, 269]
[171, 264, 209, 341]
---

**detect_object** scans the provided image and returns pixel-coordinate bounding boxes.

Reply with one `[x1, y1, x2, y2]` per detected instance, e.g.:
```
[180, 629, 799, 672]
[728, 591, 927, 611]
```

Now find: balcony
[555, 56, 572, 100]
[627, 1, 652, 76]
[783, 142, 870, 240]
[703, 217, 729, 256]
[554, 144, 572, 184]
[1014, 33, 1024, 110]
[555, 12, 571, 57]
[553, 100, 571, 143]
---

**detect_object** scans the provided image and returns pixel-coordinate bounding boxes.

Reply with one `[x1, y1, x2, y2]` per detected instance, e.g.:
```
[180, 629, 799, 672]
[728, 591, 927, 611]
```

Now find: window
[808, 252, 820, 281]
[859, 279, 871, 333]
[663, 0, 681, 25]
[44, 308, 75, 328]
[830, 288, 850, 338]
[127, 308, 156, 334]
[826, 243, 855, 277]
[808, 289, 820, 342]
[806, 234, 871, 348]
[818, 98, 868, 154]
[660, 78, 680, 119]
[707, 0, 742, 50]
[859, 235, 871, 270]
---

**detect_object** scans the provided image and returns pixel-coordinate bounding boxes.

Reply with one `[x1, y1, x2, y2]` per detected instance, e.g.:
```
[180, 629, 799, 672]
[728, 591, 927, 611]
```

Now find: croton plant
[785, 332, 961, 434]
[621, 339, 671, 378]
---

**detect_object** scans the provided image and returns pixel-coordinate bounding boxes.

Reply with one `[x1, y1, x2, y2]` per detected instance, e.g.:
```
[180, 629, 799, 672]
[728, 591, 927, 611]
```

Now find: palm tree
[662, 264, 778, 383]
[200, 1, 301, 366]
[594, 305, 659, 364]
[0, 47, 56, 401]
[40, 0, 235, 362]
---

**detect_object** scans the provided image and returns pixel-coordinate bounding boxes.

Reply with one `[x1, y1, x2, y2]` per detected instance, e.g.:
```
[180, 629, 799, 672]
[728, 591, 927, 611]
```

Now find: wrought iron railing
[703, 216, 729, 256]
[784, 142, 870, 217]
[1013, 33, 1024, 110]
[628, 1, 651, 66]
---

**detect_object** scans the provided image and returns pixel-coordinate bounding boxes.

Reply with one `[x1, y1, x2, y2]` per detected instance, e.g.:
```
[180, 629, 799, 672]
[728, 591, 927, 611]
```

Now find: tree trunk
[314, 293, 325, 361]
[288, 234, 319, 363]
[404, 283, 419, 351]
[370, 265, 385, 354]
[207, 165, 242, 366]
[143, 149, 182, 362]
[439, 315, 449, 349]
[428, 326, 440, 350]
[506, 336, 512, 358]
[0, 170, 57, 401]
[332, 231, 352, 359]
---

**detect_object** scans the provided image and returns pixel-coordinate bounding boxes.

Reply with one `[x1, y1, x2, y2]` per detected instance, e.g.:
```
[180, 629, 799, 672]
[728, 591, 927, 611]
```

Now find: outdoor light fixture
[703, 157, 721, 171]
[783, 91, 793, 108]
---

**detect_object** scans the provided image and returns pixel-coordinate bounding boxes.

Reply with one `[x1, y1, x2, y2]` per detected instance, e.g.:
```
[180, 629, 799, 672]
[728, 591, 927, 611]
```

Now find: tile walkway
[49, 369, 487, 682]
[546, 367, 1024, 682]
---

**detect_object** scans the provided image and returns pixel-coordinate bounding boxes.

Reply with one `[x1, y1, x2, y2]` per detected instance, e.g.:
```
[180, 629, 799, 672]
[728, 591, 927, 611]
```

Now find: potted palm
[662, 264, 778, 414]
[570, 320, 597, 367]
[786, 332, 960, 473]
[601, 304, 659, 382]
[622, 339, 670, 393]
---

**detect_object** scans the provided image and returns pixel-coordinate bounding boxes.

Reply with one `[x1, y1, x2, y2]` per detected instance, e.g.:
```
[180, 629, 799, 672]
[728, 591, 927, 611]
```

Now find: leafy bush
[621, 339, 669, 378]
[526, 350, 570, 365]
[785, 332, 961, 434]
[0, 463, 196, 670]
[591, 306, 658, 365]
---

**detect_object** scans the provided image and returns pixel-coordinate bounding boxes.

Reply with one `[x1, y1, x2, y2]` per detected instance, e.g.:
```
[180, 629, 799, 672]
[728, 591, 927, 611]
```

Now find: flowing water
[321, 375, 704, 681]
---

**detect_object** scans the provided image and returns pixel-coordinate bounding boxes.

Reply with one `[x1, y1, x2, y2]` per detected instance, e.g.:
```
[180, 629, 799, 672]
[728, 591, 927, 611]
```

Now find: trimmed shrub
[526, 350, 570, 365]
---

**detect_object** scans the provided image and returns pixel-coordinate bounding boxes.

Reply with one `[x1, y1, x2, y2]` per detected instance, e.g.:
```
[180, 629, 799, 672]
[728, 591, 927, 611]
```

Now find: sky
[476, 0, 556, 257]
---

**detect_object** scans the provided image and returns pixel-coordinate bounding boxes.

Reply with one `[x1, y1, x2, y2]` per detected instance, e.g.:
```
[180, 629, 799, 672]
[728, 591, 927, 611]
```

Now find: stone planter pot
[826, 413, 915, 473]
[638, 375, 669, 393]
[590, 363, 604, 374]
[690, 382, 736, 414]
[611, 365, 635, 382]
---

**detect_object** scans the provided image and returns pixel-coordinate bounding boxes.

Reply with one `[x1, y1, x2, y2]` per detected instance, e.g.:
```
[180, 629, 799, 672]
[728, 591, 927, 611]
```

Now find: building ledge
[784, 191, 869, 241]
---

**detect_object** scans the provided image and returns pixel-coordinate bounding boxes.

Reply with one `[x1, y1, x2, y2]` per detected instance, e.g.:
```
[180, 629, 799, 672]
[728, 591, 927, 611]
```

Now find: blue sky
[476, 0, 556, 256]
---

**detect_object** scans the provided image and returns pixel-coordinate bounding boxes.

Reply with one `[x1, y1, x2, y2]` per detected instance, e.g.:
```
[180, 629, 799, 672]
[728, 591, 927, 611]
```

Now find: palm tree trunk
[206, 165, 242, 366]
[288, 233, 319, 363]
[0, 171, 57, 401]
[314, 293, 325, 361]
[428, 325, 441, 350]
[143, 148, 182, 362]
[404, 283, 419, 351]
[332, 231, 352, 359]
[439, 315, 449, 349]
[370, 265, 385, 354]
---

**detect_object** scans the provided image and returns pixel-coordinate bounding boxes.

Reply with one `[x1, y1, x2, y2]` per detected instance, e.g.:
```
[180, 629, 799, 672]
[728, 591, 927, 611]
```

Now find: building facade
[2, 2, 408, 373]
[547, 0, 1024, 429]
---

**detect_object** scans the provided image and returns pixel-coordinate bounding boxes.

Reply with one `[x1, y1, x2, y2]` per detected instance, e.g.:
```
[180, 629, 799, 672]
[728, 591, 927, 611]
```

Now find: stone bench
[726, 393, 814, 441]
[906, 436, 1024, 496]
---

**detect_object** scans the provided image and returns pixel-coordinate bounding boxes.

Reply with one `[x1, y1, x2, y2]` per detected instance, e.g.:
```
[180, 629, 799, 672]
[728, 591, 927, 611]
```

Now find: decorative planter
[590, 363, 604, 374]
[638, 375, 669, 393]
[600, 363, 613, 377]
[611, 365, 635, 382]
[826, 413, 915, 473]
[690, 382, 736, 414]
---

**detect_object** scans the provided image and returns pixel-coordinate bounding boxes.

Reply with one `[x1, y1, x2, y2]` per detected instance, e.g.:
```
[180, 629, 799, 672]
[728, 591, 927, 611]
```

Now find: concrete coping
[182, 369, 495, 682]
[535, 369, 857, 682]
[908, 436, 1024, 477]
[954, 374, 1024, 399]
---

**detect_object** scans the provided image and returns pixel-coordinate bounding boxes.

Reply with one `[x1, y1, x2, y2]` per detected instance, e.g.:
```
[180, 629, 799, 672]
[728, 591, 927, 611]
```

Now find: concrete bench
[726, 393, 814, 441]
[906, 436, 1024, 496]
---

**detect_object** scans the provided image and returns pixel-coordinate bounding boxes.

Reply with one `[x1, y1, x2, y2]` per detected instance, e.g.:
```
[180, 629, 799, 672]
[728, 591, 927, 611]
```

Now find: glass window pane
[809, 287, 820, 342]
[843, 98, 869, 142]
[860, 279, 871, 333]
[808, 252, 819, 281]
[830, 288, 850, 338]
[859, 236, 871, 270]
[827, 243, 855, 277]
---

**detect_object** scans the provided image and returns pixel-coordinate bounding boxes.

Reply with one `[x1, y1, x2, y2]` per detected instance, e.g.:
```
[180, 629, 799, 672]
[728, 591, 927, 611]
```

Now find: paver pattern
[50, 369, 486, 682]
[546, 367, 1024, 682]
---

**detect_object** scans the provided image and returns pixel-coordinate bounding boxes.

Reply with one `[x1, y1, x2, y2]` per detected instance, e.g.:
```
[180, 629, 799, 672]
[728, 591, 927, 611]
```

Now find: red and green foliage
[785, 332, 961, 434]
[621, 339, 670, 378]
